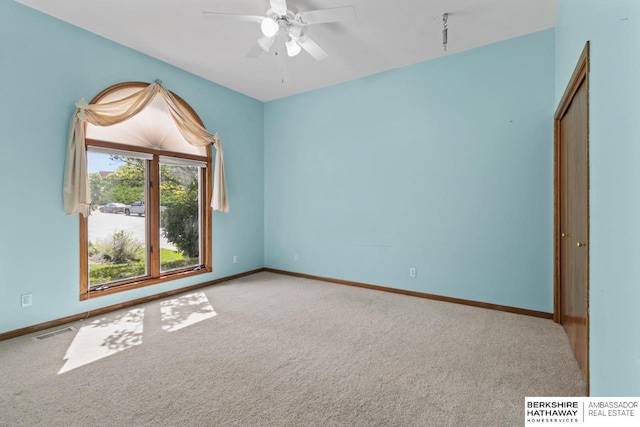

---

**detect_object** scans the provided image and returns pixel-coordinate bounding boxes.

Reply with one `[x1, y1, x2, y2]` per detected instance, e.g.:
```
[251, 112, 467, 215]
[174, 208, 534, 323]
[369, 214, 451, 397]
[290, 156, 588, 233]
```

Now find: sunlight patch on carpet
[58, 308, 144, 374]
[160, 291, 217, 332]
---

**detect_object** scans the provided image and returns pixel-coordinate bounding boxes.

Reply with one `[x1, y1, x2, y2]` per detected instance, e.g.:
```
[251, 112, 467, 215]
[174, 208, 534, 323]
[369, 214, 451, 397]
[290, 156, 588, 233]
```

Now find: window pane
[87, 152, 148, 288]
[160, 162, 201, 272]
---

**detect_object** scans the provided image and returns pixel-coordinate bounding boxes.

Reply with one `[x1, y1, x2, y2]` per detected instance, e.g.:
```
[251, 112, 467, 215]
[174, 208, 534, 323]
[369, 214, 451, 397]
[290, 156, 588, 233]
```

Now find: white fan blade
[202, 12, 264, 23]
[269, 0, 288, 16]
[298, 36, 328, 61]
[299, 6, 356, 25]
[258, 35, 276, 52]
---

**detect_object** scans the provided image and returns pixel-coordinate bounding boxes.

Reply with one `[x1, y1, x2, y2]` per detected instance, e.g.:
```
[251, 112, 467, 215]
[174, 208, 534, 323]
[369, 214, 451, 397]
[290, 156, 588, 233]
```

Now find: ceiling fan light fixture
[286, 38, 301, 57]
[258, 35, 276, 52]
[261, 17, 279, 37]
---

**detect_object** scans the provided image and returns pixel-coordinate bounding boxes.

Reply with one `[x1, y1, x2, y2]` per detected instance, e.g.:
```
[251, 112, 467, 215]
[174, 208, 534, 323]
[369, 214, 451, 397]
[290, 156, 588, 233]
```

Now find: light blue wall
[0, 1, 264, 334]
[265, 30, 556, 313]
[556, 0, 640, 396]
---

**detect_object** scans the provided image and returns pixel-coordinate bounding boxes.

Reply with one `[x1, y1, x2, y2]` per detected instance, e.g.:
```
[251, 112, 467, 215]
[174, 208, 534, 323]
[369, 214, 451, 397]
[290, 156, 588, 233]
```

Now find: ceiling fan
[203, 0, 356, 61]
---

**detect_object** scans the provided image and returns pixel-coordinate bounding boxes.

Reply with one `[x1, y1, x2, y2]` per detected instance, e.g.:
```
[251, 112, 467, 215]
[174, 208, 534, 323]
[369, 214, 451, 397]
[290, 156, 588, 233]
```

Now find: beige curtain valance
[63, 82, 228, 216]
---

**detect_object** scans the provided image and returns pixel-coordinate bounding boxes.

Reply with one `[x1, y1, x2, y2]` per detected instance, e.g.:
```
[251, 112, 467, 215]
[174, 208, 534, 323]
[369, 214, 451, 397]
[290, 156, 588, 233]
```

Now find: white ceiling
[16, 0, 558, 102]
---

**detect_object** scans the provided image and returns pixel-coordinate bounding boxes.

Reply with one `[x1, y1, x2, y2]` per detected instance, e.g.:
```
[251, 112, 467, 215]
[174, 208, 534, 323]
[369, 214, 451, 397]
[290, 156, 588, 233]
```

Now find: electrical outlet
[233, 255, 238, 263]
[293, 253, 299, 261]
[409, 268, 417, 278]
[21, 293, 32, 307]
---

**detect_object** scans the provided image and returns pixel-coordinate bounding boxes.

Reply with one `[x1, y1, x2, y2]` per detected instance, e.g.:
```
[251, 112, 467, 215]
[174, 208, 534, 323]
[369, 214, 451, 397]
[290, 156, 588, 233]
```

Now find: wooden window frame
[79, 82, 213, 300]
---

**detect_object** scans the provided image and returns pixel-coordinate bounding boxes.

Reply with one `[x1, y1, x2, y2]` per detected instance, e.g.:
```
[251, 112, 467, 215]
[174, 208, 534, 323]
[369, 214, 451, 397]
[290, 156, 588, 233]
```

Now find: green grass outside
[89, 249, 199, 286]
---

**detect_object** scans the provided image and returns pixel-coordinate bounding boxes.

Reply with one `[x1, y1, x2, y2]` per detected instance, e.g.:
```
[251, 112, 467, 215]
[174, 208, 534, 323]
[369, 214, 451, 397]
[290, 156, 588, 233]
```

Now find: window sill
[80, 266, 212, 301]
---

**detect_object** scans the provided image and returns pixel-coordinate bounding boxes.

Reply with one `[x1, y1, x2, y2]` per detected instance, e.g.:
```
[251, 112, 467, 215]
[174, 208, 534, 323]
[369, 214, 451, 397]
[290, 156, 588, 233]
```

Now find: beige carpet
[0, 272, 585, 426]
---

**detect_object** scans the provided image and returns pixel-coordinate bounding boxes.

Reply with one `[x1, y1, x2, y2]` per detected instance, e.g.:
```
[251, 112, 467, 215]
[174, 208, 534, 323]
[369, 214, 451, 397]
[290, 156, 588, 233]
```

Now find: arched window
[70, 82, 221, 299]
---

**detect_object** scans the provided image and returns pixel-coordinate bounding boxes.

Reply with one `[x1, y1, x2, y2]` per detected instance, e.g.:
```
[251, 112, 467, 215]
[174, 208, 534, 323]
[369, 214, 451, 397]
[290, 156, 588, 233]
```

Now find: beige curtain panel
[63, 82, 228, 216]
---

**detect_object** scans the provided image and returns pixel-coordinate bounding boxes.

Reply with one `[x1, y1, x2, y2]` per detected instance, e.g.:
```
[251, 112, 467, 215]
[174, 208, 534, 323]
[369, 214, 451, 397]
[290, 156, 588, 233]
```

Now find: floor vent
[32, 326, 76, 341]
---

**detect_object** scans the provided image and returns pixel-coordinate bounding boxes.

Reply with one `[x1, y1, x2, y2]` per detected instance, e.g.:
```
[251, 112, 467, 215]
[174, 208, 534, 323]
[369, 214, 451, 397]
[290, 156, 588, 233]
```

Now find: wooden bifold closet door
[555, 42, 590, 390]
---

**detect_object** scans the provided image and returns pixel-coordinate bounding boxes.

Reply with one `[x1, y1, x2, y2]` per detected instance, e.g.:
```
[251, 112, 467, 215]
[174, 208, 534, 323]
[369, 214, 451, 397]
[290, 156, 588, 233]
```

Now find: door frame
[553, 41, 590, 392]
